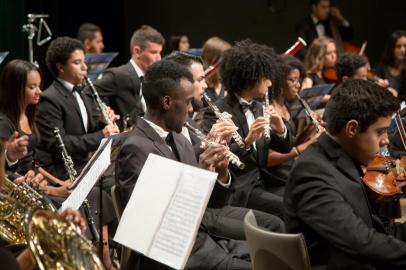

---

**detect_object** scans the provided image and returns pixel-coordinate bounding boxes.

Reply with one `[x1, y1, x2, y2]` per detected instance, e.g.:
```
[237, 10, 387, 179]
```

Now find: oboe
[203, 92, 246, 149]
[263, 91, 271, 140]
[84, 76, 115, 126]
[185, 122, 245, 170]
[53, 127, 100, 242]
[295, 94, 325, 133]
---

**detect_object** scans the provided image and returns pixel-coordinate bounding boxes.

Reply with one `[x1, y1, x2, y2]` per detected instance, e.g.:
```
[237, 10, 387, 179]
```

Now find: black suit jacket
[295, 15, 354, 59]
[115, 117, 238, 269]
[201, 94, 293, 206]
[90, 62, 143, 123]
[36, 80, 104, 178]
[284, 133, 406, 269]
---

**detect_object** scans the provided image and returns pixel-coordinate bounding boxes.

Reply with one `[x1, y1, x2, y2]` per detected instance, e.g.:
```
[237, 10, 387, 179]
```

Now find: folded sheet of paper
[59, 137, 112, 212]
[114, 153, 218, 270]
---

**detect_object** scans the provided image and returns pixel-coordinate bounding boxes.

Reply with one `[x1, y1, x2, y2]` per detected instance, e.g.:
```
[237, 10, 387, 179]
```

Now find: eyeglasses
[286, 77, 302, 85]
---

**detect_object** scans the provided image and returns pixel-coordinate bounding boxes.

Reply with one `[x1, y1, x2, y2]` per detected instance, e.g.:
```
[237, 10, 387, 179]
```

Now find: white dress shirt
[130, 59, 146, 113]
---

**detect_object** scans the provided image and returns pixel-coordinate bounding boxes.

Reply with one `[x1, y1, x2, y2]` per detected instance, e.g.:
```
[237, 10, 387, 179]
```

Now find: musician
[77, 23, 105, 54]
[0, 140, 86, 270]
[374, 30, 406, 101]
[165, 51, 285, 239]
[202, 40, 293, 218]
[284, 79, 406, 269]
[116, 59, 252, 269]
[302, 36, 337, 89]
[201, 37, 231, 104]
[295, 0, 353, 59]
[35, 36, 119, 179]
[267, 55, 319, 196]
[91, 25, 165, 126]
[170, 34, 190, 52]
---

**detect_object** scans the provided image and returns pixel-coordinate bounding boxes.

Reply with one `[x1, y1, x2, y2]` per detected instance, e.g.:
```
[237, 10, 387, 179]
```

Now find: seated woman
[266, 55, 320, 196]
[374, 30, 406, 101]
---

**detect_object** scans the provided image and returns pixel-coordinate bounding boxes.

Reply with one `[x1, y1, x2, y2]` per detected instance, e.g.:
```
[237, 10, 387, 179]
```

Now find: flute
[203, 92, 246, 149]
[263, 91, 271, 140]
[185, 122, 245, 170]
[295, 93, 325, 133]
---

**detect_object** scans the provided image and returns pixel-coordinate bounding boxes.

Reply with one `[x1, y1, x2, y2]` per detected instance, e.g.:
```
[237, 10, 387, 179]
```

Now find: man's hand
[59, 208, 86, 232]
[207, 115, 238, 143]
[245, 117, 267, 146]
[5, 132, 29, 162]
[102, 124, 120, 137]
[99, 106, 120, 125]
[199, 143, 230, 184]
[330, 6, 346, 23]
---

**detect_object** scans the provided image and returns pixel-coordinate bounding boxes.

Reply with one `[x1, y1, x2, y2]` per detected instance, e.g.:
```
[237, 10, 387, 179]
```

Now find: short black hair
[46, 37, 84, 77]
[143, 60, 194, 110]
[325, 79, 399, 135]
[77, 23, 101, 42]
[336, 53, 367, 81]
[220, 39, 278, 93]
[164, 51, 203, 68]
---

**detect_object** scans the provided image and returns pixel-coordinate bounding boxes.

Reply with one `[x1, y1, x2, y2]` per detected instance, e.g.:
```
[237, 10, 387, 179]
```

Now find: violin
[362, 112, 406, 197]
[322, 67, 338, 83]
[363, 155, 406, 197]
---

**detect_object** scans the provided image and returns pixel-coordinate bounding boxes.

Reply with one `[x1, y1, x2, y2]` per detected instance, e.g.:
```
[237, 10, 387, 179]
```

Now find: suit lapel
[54, 81, 87, 132]
[227, 95, 249, 137]
[135, 118, 177, 160]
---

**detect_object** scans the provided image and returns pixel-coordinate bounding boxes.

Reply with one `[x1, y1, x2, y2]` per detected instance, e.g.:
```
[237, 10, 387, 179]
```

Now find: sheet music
[60, 138, 112, 212]
[114, 154, 217, 270]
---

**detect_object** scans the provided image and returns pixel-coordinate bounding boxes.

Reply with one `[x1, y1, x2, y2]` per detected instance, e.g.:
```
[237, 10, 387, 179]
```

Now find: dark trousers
[203, 206, 285, 240]
[246, 186, 284, 219]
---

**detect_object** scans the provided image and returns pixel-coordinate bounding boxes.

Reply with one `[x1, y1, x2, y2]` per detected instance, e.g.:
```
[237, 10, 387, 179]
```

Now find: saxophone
[185, 122, 245, 170]
[53, 127, 100, 242]
[203, 92, 246, 149]
[85, 76, 115, 127]
[295, 93, 325, 134]
[263, 91, 271, 140]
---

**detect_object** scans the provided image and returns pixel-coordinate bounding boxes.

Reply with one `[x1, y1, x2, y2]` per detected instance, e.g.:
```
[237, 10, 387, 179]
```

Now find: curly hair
[335, 53, 367, 81]
[304, 36, 335, 75]
[220, 39, 278, 94]
[325, 79, 399, 135]
[272, 55, 306, 99]
[45, 37, 84, 77]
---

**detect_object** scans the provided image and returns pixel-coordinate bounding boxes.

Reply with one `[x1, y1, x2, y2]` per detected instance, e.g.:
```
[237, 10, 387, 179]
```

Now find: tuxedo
[115, 117, 252, 270]
[201, 94, 293, 217]
[284, 133, 406, 269]
[36, 80, 104, 178]
[90, 62, 143, 127]
[295, 15, 354, 59]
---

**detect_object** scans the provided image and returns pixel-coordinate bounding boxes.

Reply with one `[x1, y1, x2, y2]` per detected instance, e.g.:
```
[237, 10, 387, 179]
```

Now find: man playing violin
[284, 79, 406, 269]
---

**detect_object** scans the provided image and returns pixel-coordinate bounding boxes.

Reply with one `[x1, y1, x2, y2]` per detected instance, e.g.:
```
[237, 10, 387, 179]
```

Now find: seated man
[116, 59, 252, 269]
[284, 79, 406, 269]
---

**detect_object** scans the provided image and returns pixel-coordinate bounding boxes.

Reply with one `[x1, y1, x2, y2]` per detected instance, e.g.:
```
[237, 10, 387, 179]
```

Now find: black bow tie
[72, 84, 84, 94]
[241, 101, 258, 114]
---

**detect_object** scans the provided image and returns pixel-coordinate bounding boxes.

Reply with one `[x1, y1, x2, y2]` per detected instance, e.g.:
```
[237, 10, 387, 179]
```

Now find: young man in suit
[77, 23, 105, 54]
[92, 25, 165, 127]
[284, 79, 406, 269]
[295, 0, 353, 59]
[165, 51, 285, 239]
[36, 36, 119, 178]
[202, 40, 293, 219]
[116, 60, 252, 270]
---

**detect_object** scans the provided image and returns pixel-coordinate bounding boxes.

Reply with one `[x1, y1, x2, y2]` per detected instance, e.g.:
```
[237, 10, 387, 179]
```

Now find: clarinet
[185, 122, 245, 170]
[203, 92, 246, 149]
[53, 127, 100, 242]
[263, 91, 271, 140]
[84, 76, 115, 126]
[295, 94, 325, 133]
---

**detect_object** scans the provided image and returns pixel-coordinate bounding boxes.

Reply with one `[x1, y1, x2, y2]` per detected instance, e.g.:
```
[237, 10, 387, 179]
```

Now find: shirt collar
[143, 118, 169, 139]
[130, 59, 144, 78]
[234, 93, 253, 105]
[57, 78, 75, 92]
[311, 14, 320, 25]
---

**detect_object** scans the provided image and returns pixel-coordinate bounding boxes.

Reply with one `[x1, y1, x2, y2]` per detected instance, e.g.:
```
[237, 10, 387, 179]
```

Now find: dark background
[1, 0, 405, 87]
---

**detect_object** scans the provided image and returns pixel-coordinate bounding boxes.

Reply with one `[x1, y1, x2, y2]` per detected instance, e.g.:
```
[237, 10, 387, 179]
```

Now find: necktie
[72, 84, 83, 94]
[165, 132, 180, 161]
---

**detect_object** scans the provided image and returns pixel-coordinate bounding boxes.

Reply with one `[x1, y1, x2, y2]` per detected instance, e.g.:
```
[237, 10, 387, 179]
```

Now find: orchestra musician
[284, 79, 406, 269]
